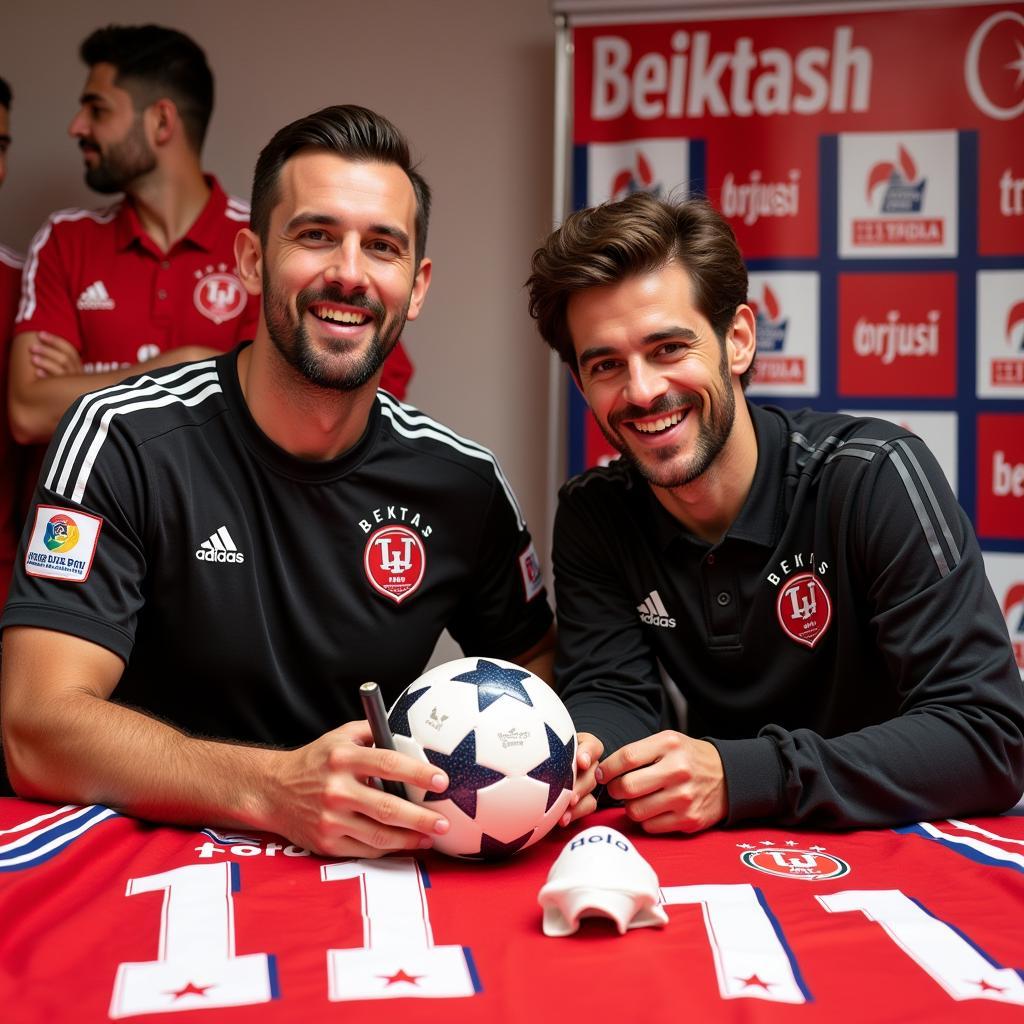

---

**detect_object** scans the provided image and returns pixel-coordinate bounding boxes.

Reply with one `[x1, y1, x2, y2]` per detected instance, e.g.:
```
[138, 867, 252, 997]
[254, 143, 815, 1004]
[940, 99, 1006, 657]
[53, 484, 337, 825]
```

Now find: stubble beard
[82, 115, 157, 194]
[263, 274, 408, 393]
[599, 352, 737, 489]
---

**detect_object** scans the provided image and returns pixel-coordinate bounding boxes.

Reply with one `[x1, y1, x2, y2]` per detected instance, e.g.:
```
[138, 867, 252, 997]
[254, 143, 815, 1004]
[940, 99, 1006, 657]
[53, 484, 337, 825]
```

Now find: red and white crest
[741, 846, 850, 881]
[193, 270, 247, 324]
[364, 526, 426, 604]
[776, 571, 832, 649]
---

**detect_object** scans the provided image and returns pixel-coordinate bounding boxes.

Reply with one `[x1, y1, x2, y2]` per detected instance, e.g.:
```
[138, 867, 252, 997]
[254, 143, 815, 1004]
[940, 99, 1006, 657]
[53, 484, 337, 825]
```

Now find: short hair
[80, 25, 213, 152]
[250, 105, 431, 268]
[0, 77, 11, 111]
[527, 193, 753, 388]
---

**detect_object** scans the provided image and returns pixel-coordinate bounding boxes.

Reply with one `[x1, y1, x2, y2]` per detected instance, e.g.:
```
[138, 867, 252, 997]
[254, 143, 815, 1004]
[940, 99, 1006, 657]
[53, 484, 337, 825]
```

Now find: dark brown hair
[250, 104, 430, 268]
[526, 193, 753, 387]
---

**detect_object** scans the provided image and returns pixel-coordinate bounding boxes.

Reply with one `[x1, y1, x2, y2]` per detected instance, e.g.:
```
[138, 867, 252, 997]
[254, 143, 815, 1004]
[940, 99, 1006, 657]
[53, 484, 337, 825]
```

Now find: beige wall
[1, 0, 559, 662]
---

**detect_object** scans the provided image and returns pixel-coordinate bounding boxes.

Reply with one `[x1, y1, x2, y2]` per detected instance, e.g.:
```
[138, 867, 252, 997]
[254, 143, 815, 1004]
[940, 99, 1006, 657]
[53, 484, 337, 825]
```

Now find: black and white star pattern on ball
[527, 724, 576, 811]
[423, 731, 504, 818]
[465, 829, 535, 860]
[451, 658, 534, 712]
[388, 686, 430, 738]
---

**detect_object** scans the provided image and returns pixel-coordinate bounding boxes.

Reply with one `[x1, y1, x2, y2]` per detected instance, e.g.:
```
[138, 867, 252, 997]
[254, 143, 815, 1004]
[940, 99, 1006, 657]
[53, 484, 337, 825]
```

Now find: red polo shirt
[0, 244, 25, 605]
[16, 176, 256, 368]
[15, 175, 414, 396]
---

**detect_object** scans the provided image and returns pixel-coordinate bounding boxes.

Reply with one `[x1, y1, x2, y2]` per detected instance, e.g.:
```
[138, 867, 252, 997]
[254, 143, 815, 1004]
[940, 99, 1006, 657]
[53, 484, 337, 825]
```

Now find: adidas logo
[195, 526, 245, 564]
[637, 589, 676, 628]
[76, 280, 115, 311]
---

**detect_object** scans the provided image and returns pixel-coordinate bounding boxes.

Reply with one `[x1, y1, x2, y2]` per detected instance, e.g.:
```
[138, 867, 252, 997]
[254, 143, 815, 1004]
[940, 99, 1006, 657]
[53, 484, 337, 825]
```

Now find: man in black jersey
[1, 106, 556, 857]
[526, 192, 1023, 833]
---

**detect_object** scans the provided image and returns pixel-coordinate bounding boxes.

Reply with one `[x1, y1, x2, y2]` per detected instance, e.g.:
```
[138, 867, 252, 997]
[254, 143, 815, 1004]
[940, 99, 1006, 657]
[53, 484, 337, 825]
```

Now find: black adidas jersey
[554, 402, 1024, 829]
[2, 345, 552, 747]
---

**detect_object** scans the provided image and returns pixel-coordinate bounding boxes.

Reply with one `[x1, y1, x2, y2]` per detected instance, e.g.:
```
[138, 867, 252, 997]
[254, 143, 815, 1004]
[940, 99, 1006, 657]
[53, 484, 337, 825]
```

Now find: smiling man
[527, 192, 1023, 833]
[0, 106, 554, 857]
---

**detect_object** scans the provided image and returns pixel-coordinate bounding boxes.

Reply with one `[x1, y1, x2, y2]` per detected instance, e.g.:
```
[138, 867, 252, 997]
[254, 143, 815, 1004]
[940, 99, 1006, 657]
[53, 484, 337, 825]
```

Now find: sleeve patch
[518, 542, 544, 602]
[24, 505, 103, 583]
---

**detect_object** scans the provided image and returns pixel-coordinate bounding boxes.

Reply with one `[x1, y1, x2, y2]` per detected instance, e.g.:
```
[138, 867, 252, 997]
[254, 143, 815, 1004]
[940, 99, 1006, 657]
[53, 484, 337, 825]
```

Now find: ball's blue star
[388, 686, 429, 738]
[451, 658, 534, 712]
[527, 724, 576, 811]
[423, 730, 504, 818]
[464, 829, 535, 860]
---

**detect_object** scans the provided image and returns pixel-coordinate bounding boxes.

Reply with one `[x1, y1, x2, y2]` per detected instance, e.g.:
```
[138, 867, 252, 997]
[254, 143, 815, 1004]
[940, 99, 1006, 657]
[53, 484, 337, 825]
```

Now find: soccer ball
[388, 657, 577, 859]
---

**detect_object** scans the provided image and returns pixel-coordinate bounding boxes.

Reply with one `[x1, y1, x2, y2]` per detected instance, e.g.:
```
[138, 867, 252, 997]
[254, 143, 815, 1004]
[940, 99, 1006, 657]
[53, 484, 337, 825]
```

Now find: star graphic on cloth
[380, 968, 424, 987]
[809, 845, 826, 852]
[527, 724, 575, 811]
[423, 731, 503, 818]
[784, 840, 799, 847]
[759, 840, 774, 846]
[736, 843, 755, 849]
[737, 974, 773, 990]
[166, 981, 214, 1000]
[972, 978, 1005, 993]
[463, 829, 535, 860]
[451, 659, 534, 711]
[388, 686, 429, 737]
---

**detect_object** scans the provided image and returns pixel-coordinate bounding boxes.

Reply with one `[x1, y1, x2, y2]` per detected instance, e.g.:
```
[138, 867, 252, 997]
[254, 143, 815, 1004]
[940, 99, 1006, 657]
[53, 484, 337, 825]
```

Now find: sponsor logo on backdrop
[839, 132, 957, 258]
[747, 273, 819, 397]
[838, 273, 956, 397]
[999, 168, 1024, 217]
[964, 10, 1024, 121]
[586, 139, 689, 205]
[610, 150, 662, 200]
[591, 26, 871, 121]
[721, 169, 801, 227]
[976, 271, 1024, 398]
[983, 553, 1024, 678]
[977, 414, 1024, 541]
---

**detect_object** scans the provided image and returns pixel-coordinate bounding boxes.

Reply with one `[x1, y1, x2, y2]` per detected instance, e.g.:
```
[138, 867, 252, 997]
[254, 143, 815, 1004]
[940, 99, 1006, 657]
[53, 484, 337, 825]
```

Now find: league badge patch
[24, 506, 103, 583]
[364, 525, 426, 604]
[740, 841, 850, 881]
[518, 542, 544, 602]
[776, 572, 832, 649]
[193, 264, 247, 324]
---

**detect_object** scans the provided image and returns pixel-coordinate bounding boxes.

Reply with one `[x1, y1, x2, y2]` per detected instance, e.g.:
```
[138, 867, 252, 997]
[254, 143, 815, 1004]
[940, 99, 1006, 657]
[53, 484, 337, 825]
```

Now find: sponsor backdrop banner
[563, 1, 1024, 675]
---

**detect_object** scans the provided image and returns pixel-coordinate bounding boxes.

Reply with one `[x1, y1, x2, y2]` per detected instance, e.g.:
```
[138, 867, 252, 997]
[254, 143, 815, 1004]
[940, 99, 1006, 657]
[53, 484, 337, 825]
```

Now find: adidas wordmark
[195, 525, 245, 564]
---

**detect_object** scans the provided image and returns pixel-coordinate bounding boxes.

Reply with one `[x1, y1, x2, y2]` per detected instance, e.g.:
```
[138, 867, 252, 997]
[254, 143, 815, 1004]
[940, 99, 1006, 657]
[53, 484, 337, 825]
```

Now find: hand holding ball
[388, 658, 577, 859]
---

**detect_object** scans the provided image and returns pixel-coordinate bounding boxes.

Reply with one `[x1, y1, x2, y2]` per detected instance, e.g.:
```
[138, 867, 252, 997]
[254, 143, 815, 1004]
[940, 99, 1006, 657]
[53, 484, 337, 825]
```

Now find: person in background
[9, 23, 416, 457]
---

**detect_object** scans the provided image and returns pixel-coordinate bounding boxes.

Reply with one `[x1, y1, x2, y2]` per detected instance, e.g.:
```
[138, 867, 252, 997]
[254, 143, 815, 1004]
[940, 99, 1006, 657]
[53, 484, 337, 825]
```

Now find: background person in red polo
[9, 25, 416, 453]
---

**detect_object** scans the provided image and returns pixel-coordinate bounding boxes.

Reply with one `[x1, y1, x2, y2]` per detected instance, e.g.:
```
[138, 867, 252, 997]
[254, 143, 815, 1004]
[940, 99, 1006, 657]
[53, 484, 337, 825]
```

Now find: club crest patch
[364, 525, 426, 604]
[25, 506, 103, 583]
[518, 541, 544, 601]
[740, 844, 851, 881]
[776, 572, 832, 649]
[193, 266, 247, 324]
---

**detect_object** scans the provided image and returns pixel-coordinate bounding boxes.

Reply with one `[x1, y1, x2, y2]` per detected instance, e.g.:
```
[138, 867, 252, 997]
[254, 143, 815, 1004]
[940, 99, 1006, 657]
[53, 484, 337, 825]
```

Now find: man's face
[569, 263, 743, 490]
[0, 104, 10, 188]
[258, 151, 430, 392]
[68, 62, 156, 194]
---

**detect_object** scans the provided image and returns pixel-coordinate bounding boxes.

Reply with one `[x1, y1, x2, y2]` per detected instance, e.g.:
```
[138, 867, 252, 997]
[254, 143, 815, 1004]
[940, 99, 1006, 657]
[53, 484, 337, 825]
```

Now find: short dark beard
[263, 273, 407, 392]
[600, 344, 736, 488]
[82, 114, 157, 194]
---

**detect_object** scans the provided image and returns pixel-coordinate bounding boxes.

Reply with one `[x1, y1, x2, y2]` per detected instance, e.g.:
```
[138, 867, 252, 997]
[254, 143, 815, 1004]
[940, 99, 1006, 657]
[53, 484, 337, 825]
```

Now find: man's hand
[266, 720, 454, 858]
[30, 331, 83, 378]
[596, 731, 727, 834]
[560, 731, 604, 826]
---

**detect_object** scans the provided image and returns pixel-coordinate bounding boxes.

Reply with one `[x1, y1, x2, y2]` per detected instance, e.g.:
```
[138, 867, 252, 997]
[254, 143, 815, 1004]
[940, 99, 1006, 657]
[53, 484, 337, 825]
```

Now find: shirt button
[706, 553, 716, 566]
[716, 591, 731, 606]
[158, 289, 168, 299]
